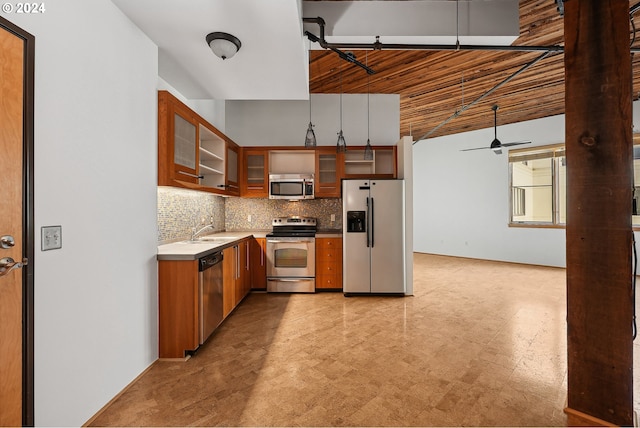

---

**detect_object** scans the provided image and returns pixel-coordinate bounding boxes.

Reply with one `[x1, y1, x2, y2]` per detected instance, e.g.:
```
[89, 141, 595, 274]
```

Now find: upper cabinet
[241, 148, 269, 197]
[225, 144, 240, 196]
[158, 90, 239, 196]
[342, 146, 397, 179]
[315, 148, 342, 198]
[236, 145, 397, 198]
[158, 92, 200, 185]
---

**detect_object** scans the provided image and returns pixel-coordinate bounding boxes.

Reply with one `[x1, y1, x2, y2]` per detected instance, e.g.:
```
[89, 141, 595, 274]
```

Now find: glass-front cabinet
[172, 113, 198, 183]
[158, 90, 240, 196]
[158, 91, 200, 185]
[226, 144, 240, 196]
[315, 148, 342, 198]
[242, 149, 269, 197]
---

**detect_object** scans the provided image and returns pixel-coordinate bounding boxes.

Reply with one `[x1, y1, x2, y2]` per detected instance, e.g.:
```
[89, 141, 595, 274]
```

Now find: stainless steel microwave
[269, 174, 314, 200]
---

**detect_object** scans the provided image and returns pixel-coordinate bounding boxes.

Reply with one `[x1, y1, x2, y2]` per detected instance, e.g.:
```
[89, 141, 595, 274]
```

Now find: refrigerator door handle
[371, 197, 375, 247]
[366, 197, 370, 248]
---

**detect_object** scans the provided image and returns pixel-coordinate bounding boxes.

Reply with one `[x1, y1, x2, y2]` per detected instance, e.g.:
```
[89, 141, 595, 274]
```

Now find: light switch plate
[42, 226, 62, 251]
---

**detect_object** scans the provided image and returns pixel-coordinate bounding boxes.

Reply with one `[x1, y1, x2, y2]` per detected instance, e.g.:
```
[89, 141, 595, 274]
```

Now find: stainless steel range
[266, 216, 316, 293]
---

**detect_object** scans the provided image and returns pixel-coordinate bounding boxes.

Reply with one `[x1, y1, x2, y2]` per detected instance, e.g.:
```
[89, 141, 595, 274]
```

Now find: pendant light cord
[340, 64, 343, 130]
[367, 51, 370, 141]
[455, 0, 460, 50]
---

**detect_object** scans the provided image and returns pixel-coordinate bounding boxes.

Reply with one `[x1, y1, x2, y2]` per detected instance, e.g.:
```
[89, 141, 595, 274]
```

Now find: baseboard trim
[82, 359, 158, 427]
[564, 406, 618, 427]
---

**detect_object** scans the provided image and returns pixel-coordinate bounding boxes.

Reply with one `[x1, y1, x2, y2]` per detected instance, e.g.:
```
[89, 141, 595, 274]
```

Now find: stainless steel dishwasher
[199, 251, 223, 344]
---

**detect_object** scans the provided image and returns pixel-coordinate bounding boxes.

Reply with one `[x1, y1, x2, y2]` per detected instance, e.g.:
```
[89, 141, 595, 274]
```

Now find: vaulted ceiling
[308, 0, 640, 140]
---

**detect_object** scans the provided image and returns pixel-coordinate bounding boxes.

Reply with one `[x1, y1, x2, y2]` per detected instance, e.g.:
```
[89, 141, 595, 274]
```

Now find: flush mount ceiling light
[205, 32, 241, 60]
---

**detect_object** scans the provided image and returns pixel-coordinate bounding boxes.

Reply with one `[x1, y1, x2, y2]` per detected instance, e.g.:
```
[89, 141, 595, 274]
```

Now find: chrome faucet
[191, 223, 214, 241]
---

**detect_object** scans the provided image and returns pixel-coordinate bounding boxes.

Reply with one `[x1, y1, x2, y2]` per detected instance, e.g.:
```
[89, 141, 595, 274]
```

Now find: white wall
[7, 1, 159, 425]
[224, 94, 400, 147]
[414, 102, 640, 268]
[413, 114, 567, 267]
[157, 77, 226, 131]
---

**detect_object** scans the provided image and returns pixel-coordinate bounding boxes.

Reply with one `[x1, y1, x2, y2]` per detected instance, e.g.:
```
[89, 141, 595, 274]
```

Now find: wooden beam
[565, 2, 634, 426]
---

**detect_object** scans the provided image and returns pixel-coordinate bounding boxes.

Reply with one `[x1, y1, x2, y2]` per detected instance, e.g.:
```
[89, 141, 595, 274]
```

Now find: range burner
[267, 216, 317, 238]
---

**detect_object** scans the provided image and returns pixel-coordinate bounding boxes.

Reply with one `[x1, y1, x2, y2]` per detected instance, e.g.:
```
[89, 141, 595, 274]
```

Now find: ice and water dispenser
[346, 211, 366, 233]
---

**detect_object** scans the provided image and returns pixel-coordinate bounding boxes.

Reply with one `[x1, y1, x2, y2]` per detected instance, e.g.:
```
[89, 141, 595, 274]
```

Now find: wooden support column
[564, 2, 634, 426]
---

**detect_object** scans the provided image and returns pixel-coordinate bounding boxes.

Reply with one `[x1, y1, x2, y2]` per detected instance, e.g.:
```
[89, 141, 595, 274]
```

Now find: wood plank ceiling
[308, 1, 640, 141]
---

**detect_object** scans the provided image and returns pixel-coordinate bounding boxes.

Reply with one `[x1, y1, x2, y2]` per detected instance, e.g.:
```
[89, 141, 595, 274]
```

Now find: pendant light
[304, 96, 317, 147]
[364, 51, 373, 160]
[336, 64, 347, 153]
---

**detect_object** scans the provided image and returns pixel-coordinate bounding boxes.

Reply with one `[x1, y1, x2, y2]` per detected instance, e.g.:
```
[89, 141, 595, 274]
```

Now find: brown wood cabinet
[225, 143, 240, 196]
[158, 91, 200, 186]
[159, 238, 255, 359]
[250, 237, 267, 289]
[158, 90, 240, 196]
[315, 237, 343, 291]
[235, 240, 250, 303]
[342, 145, 397, 179]
[158, 260, 200, 359]
[222, 246, 236, 318]
[241, 149, 269, 197]
[223, 240, 251, 315]
[315, 148, 342, 198]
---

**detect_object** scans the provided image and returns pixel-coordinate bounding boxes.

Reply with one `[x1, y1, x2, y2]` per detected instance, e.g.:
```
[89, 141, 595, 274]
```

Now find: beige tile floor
[89, 253, 638, 426]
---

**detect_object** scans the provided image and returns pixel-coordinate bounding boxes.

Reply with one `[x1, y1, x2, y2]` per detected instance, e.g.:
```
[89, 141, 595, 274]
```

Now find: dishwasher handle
[199, 252, 223, 271]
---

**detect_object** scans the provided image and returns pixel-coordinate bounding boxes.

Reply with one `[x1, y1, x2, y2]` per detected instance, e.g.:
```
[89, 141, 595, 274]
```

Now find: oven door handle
[267, 278, 312, 282]
[267, 239, 315, 244]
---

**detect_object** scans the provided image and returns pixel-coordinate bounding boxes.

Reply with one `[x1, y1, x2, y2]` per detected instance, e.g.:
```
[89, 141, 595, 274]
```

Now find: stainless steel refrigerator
[342, 179, 406, 294]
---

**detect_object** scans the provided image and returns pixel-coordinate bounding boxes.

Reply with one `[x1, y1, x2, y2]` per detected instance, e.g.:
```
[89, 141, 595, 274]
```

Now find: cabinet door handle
[246, 243, 249, 271]
[235, 245, 239, 280]
[177, 171, 204, 179]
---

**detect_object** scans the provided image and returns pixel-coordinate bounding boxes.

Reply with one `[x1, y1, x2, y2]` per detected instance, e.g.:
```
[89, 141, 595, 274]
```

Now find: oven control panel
[272, 216, 317, 226]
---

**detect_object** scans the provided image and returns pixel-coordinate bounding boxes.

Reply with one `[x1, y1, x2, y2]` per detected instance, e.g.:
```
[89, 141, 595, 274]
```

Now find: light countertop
[158, 231, 260, 261]
[158, 230, 341, 261]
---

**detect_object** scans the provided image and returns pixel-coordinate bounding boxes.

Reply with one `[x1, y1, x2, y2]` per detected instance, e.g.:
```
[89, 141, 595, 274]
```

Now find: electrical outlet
[331, 214, 336, 222]
[41, 225, 62, 251]
[248, 214, 252, 223]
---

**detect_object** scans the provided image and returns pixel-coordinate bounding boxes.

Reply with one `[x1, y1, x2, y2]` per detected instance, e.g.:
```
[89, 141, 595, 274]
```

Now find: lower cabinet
[250, 237, 267, 290]
[159, 238, 254, 359]
[158, 259, 200, 359]
[223, 240, 251, 318]
[222, 246, 236, 318]
[315, 237, 343, 291]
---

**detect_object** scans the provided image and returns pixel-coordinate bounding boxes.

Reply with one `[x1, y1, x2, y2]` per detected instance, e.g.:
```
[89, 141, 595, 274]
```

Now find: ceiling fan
[461, 105, 531, 154]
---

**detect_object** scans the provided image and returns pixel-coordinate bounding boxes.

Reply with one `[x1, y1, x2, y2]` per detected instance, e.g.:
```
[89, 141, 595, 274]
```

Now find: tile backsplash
[157, 187, 225, 243]
[158, 186, 343, 243]
[225, 198, 343, 231]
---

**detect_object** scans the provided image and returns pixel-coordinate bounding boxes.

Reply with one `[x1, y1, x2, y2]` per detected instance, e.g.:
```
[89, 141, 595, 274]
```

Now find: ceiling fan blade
[501, 141, 531, 147]
[460, 146, 492, 151]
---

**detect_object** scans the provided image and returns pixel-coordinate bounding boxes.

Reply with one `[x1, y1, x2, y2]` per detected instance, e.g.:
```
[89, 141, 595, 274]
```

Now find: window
[512, 187, 525, 217]
[511, 139, 640, 227]
[509, 145, 566, 226]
